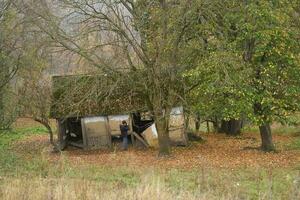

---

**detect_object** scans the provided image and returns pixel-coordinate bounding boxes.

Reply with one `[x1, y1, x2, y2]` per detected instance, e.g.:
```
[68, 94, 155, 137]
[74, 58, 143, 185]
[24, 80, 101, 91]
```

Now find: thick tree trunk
[34, 118, 54, 145]
[227, 119, 242, 136]
[254, 102, 275, 151]
[220, 119, 242, 136]
[259, 123, 275, 151]
[220, 120, 229, 133]
[155, 114, 171, 156]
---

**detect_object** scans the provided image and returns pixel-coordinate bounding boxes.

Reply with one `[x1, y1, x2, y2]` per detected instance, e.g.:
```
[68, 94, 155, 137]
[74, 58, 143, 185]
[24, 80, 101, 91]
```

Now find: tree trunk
[0, 89, 4, 127]
[184, 113, 190, 130]
[227, 119, 242, 136]
[220, 120, 229, 133]
[195, 113, 200, 131]
[46, 123, 54, 145]
[155, 114, 171, 156]
[206, 121, 210, 133]
[34, 118, 54, 145]
[220, 119, 242, 136]
[254, 103, 275, 151]
[259, 123, 275, 151]
[212, 117, 220, 133]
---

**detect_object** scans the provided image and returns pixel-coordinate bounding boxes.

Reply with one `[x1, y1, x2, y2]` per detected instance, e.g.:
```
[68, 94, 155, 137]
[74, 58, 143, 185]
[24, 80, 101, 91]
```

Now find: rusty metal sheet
[82, 116, 111, 149]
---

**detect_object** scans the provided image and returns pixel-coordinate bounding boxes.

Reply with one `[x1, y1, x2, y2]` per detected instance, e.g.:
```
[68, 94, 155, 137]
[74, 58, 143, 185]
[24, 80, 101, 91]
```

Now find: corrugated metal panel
[169, 107, 187, 145]
[82, 116, 111, 149]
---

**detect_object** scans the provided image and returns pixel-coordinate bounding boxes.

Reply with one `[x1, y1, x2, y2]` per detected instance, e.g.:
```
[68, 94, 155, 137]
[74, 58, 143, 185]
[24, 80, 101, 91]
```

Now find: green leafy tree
[0, 1, 23, 129]
[189, 0, 300, 151]
[185, 1, 250, 135]
[187, 51, 251, 135]
[234, 0, 300, 151]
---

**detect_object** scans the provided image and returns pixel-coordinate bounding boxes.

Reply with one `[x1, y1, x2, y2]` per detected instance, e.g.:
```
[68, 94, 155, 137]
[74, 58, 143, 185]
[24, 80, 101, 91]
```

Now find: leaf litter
[14, 132, 300, 170]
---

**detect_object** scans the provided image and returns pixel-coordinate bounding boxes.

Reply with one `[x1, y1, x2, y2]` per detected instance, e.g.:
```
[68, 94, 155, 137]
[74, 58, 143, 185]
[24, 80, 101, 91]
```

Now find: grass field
[0, 119, 299, 200]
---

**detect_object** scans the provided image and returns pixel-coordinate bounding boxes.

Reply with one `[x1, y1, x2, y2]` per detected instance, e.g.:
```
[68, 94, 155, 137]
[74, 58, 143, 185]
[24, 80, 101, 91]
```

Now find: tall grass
[0, 167, 299, 200]
[0, 152, 299, 200]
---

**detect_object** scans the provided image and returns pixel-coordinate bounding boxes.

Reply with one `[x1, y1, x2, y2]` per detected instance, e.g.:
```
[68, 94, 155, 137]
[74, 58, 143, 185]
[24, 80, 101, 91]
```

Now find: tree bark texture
[195, 113, 201, 131]
[254, 103, 275, 151]
[34, 118, 54, 145]
[155, 114, 171, 156]
[212, 117, 220, 133]
[259, 123, 275, 151]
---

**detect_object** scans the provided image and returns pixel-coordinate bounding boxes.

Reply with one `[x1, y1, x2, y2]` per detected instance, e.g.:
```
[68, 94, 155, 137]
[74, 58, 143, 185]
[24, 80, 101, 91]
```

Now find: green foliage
[64, 166, 141, 187]
[186, 51, 251, 120]
[186, 0, 300, 127]
[235, 0, 300, 125]
[0, 127, 46, 149]
[0, 126, 47, 175]
[0, 89, 19, 130]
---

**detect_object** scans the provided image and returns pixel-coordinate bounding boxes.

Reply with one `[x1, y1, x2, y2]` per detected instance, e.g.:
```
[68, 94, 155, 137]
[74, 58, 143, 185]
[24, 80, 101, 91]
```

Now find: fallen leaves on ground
[14, 132, 300, 170]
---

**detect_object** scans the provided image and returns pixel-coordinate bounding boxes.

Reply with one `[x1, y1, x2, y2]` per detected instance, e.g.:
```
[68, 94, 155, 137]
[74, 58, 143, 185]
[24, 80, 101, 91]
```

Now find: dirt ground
[14, 130, 300, 170]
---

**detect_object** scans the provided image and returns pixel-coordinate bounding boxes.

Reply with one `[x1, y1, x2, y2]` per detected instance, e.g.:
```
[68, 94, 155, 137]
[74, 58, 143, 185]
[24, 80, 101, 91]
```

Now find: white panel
[170, 106, 183, 115]
[151, 124, 158, 137]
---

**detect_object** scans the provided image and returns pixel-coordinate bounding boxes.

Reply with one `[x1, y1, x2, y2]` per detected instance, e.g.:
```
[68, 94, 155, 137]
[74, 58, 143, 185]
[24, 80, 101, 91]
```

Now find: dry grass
[1, 168, 299, 200]
[0, 177, 217, 200]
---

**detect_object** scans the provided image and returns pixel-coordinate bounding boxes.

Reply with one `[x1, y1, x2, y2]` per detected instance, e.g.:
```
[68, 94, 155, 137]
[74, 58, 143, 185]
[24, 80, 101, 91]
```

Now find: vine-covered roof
[50, 73, 145, 118]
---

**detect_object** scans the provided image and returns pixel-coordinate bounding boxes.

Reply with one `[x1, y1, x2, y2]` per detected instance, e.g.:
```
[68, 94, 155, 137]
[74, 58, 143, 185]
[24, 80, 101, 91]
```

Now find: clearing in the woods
[0, 118, 300, 200]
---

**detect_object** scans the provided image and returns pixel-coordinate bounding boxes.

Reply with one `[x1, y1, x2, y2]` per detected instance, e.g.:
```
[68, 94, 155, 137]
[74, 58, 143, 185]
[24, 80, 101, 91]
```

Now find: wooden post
[105, 116, 112, 149]
[132, 132, 149, 148]
[57, 119, 67, 150]
[129, 114, 135, 147]
[81, 118, 88, 150]
[131, 132, 135, 147]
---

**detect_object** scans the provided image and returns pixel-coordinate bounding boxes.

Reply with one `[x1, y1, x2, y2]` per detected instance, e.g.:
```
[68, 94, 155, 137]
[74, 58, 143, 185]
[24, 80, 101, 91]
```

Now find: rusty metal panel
[141, 107, 188, 147]
[82, 116, 111, 149]
[169, 107, 188, 145]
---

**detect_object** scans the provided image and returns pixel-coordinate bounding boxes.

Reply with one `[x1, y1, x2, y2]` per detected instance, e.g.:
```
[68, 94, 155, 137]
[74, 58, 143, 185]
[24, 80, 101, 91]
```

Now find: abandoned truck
[50, 74, 188, 150]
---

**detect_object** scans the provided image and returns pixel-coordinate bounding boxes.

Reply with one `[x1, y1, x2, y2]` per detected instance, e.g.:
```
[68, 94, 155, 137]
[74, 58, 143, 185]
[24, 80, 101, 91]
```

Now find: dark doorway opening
[66, 117, 84, 148]
[132, 113, 154, 134]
